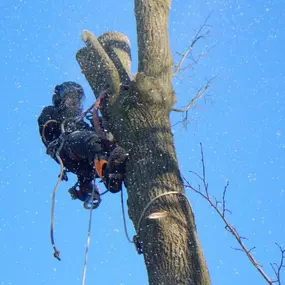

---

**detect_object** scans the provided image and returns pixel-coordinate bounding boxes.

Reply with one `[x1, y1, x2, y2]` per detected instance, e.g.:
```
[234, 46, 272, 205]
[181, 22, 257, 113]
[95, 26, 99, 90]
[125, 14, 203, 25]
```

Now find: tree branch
[271, 243, 285, 284]
[172, 78, 213, 113]
[77, 30, 121, 97]
[98, 32, 132, 86]
[171, 77, 215, 129]
[135, 0, 172, 78]
[183, 143, 282, 285]
[173, 12, 213, 77]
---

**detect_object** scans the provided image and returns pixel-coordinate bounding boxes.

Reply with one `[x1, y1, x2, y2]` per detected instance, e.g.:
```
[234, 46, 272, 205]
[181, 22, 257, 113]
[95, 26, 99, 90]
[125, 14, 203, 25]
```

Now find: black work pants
[59, 130, 107, 183]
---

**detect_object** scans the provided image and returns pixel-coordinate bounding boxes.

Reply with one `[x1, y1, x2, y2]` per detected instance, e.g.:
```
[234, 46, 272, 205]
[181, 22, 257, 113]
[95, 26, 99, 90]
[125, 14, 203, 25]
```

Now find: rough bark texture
[76, 0, 211, 284]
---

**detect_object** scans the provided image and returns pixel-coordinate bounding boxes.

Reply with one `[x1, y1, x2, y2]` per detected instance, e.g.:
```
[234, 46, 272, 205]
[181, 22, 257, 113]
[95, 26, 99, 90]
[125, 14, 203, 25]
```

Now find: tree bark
[76, 1, 211, 284]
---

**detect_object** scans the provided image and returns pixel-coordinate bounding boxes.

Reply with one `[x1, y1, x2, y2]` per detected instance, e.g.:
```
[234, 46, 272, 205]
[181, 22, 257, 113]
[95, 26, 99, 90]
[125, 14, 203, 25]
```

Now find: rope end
[53, 250, 61, 261]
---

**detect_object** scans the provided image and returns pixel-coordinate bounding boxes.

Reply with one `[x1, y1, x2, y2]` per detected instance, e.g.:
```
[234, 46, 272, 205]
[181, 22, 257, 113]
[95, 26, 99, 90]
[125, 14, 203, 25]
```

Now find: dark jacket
[38, 105, 100, 183]
[38, 105, 91, 147]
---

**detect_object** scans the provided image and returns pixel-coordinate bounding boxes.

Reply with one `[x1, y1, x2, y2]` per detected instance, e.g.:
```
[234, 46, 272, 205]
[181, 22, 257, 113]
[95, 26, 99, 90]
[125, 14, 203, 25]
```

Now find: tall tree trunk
[76, 0, 211, 284]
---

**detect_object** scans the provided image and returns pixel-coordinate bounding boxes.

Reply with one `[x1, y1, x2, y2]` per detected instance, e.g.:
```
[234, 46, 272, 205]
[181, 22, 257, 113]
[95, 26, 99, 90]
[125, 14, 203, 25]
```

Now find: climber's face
[63, 95, 81, 109]
[60, 93, 83, 117]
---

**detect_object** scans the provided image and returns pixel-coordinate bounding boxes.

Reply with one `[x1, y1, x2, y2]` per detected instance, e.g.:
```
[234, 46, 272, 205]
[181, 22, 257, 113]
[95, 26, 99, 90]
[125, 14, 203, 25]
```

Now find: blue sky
[1, 0, 285, 284]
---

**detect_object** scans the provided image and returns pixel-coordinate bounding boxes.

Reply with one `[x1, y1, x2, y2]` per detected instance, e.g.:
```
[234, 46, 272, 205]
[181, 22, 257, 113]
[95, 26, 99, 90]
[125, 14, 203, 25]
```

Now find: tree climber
[38, 81, 127, 208]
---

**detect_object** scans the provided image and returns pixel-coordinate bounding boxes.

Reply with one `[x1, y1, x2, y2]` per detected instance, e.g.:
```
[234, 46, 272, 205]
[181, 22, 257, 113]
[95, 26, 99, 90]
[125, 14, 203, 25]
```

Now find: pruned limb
[77, 30, 121, 98]
[173, 12, 213, 77]
[76, 31, 132, 138]
[175, 43, 216, 74]
[183, 143, 279, 285]
[98, 32, 132, 86]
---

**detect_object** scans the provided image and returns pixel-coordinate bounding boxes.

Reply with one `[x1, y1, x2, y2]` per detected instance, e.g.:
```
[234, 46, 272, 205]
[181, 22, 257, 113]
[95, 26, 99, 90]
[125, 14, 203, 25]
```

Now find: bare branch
[271, 243, 285, 284]
[189, 170, 204, 182]
[248, 247, 256, 253]
[172, 78, 213, 113]
[212, 196, 220, 208]
[183, 143, 277, 285]
[171, 77, 215, 129]
[222, 181, 230, 217]
[175, 42, 217, 76]
[231, 247, 244, 252]
[173, 12, 213, 77]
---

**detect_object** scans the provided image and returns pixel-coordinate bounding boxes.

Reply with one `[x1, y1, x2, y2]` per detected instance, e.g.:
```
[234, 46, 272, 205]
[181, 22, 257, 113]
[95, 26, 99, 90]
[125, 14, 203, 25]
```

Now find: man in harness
[38, 81, 126, 208]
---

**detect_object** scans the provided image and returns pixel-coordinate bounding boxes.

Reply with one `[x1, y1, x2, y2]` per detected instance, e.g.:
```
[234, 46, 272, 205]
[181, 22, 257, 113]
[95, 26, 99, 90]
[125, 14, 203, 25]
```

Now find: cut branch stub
[76, 30, 133, 140]
[98, 32, 132, 86]
[77, 30, 121, 97]
[76, 47, 106, 98]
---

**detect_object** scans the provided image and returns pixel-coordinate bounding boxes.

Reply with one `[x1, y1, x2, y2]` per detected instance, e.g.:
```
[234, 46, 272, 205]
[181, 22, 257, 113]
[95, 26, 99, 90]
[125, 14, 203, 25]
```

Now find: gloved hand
[107, 146, 128, 173]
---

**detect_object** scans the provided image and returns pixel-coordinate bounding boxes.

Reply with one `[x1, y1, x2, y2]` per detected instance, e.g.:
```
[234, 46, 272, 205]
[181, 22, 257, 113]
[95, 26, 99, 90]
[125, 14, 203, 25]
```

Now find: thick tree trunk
[76, 1, 211, 284]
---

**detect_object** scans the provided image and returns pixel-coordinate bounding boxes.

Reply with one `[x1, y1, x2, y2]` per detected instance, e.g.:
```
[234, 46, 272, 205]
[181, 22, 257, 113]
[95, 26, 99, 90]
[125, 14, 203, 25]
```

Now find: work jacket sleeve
[38, 106, 61, 147]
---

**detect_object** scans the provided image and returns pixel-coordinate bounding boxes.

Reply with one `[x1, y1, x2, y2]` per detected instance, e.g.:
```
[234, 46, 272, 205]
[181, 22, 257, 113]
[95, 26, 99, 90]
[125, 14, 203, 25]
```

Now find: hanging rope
[41, 120, 59, 146]
[136, 191, 189, 233]
[120, 189, 133, 243]
[119, 191, 191, 254]
[50, 149, 65, 261]
[45, 101, 101, 263]
[118, 189, 192, 255]
[81, 181, 97, 285]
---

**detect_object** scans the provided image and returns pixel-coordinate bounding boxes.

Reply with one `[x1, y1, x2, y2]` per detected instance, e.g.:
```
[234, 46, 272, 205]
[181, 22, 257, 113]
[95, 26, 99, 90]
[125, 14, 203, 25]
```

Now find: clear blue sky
[1, 0, 285, 284]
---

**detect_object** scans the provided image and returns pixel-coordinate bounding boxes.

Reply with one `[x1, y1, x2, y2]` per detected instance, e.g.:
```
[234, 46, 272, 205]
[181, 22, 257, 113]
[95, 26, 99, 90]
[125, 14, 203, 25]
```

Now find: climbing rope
[136, 191, 189, 233]
[81, 181, 97, 285]
[119, 190, 191, 254]
[50, 148, 65, 261]
[41, 119, 59, 146]
[45, 100, 107, 264]
[120, 189, 133, 243]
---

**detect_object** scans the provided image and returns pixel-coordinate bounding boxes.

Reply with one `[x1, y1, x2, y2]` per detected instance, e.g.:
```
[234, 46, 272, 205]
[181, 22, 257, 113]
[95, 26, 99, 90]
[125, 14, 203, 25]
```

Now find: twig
[172, 78, 213, 113]
[172, 86, 205, 113]
[222, 181, 230, 217]
[183, 143, 282, 285]
[271, 243, 285, 284]
[173, 12, 213, 77]
[171, 77, 215, 129]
